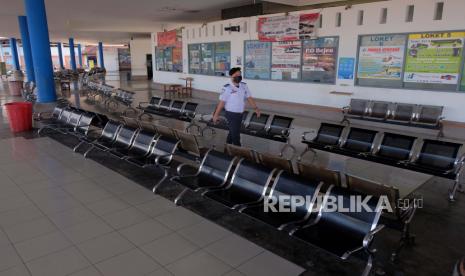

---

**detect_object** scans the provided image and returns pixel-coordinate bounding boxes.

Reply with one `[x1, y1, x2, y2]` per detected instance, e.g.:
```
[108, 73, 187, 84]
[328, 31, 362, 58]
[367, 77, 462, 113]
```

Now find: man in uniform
[212, 67, 260, 146]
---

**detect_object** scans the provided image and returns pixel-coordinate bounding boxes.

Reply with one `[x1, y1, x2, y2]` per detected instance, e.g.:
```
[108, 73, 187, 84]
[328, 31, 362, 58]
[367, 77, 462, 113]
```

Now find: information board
[244, 41, 271, 80]
[214, 42, 231, 76]
[338, 57, 355, 80]
[357, 34, 406, 80]
[200, 43, 214, 75]
[302, 37, 338, 83]
[404, 32, 465, 84]
[188, 44, 201, 74]
[271, 41, 301, 81]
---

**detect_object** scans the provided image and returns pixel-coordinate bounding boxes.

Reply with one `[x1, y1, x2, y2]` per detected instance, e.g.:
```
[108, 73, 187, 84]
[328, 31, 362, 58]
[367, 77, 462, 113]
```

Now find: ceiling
[0, 0, 384, 45]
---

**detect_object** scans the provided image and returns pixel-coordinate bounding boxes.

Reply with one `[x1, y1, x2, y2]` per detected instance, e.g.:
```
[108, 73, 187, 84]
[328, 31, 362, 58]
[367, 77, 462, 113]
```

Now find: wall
[152, 0, 465, 122]
[130, 38, 151, 77]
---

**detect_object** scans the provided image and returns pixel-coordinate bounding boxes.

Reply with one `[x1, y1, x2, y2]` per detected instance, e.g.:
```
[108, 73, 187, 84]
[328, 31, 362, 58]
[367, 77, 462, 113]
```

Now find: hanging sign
[258, 13, 319, 42]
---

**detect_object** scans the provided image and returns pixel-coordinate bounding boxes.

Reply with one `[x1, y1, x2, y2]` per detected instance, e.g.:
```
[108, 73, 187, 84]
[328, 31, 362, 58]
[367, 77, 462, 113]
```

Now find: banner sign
[258, 13, 319, 42]
[244, 41, 271, 80]
[404, 32, 465, 84]
[271, 41, 301, 81]
[302, 37, 338, 83]
[157, 30, 178, 47]
[357, 34, 406, 80]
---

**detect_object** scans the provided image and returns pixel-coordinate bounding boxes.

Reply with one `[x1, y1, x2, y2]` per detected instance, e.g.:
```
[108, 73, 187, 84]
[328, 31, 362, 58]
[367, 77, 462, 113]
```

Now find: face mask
[233, 76, 242, 83]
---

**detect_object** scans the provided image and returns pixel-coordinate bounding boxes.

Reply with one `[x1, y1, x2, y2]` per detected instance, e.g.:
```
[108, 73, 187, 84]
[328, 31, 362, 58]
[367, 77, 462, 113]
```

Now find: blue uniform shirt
[219, 81, 251, 113]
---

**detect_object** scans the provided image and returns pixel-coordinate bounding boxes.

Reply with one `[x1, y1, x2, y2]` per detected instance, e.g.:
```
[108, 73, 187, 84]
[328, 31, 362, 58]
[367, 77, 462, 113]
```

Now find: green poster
[404, 32, 465, 84]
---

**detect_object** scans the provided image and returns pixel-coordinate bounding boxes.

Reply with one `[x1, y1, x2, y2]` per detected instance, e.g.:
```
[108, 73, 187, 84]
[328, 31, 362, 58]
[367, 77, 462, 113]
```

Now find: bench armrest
[155, 153, 173, 166]
[301, 130, 316, 141]
[363, 224, 385, 250]
[176, 163, 199, 177]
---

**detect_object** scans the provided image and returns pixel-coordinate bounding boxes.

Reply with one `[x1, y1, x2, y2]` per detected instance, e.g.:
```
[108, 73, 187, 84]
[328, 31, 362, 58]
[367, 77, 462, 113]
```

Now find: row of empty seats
[39, 105, 414, 274]
[85, 82, 137, 114]
[342, 99, 445, 137]
[302, 122, 465, 200]
[170, 150, 384, 276]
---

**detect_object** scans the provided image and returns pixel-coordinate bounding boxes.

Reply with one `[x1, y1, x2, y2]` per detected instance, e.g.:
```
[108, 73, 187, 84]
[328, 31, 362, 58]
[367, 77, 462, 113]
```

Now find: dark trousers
[225, 111, 243, 146]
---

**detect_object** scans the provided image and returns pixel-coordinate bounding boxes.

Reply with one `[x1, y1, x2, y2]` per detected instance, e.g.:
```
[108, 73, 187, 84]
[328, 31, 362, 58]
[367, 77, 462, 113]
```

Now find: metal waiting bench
[342, 99, 445, 137]
[301, 122, 465, 201]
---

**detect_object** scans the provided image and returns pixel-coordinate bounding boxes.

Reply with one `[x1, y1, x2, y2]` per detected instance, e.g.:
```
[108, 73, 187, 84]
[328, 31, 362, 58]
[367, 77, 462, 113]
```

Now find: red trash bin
[4, 102, 33, 133]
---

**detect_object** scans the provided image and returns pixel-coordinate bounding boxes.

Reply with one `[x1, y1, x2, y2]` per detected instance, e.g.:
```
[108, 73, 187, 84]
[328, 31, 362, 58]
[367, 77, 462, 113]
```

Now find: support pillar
[77, 44, 83, 68]
[24, 0, 56, 103]
[9, 38, 20, 70]
[18, 16, 35, 82]
[57, 42, 64, 69]
[98, 42, 105, 69]
[69, 38, 76, 71]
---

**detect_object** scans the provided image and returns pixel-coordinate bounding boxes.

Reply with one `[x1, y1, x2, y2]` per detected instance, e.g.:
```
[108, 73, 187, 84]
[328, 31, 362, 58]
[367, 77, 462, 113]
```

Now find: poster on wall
[244, 41, 271, 80]
[214, 42, 231, 76]
[338, 57, 355, 80]
[302, 37, 338, 83]
[164, 48, 173, 71]
[357, 34, 406, 80]
[258, 13, 319, 42]
[200, 43, 214, 74]
[404, 32, 465, 84]
[117, 48, 131, 71]
[172, 47, 182, 72]
[271, 41, 301, 81]
[188, 44, 201, 74]
[155, 47, 164, 71]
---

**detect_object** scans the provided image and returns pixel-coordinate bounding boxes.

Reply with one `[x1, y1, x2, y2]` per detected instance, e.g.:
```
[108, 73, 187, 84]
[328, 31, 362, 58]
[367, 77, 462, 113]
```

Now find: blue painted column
[69, 38, 77, 71]
[24, 0, 56, 103]
[77, 44, 83, 68]
[18, 16, 35, 82]
[9, 38, 20, 70]
[98, 42, 105, 68]
[57, 42, 64, 69]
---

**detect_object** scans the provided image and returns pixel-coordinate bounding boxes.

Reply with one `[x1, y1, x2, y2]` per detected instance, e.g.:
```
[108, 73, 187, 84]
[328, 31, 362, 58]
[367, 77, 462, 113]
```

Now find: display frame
[355, 30, 465, 93]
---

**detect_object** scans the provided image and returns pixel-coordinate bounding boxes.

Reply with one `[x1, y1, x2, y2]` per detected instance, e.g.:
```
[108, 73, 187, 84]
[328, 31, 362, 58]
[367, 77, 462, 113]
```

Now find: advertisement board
[357, 34, 406, 80]
[302, 37, 338, 83]
[404, 32, 465, 84]
[271, 41, 301, 81]
[244, 41, 271, 80]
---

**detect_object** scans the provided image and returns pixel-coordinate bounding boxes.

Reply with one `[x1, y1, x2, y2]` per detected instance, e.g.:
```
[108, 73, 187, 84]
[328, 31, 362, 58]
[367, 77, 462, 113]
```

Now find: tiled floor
[1, 78, 465, 275]
[0, 137, 304, 276]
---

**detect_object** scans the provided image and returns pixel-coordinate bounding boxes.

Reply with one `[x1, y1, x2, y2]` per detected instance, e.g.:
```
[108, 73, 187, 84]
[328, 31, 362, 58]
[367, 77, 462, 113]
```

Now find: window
[220, 24, 224, 35]
[243, 21, 248, 33]
[380, 8, 388, 24]
[336, 12, 342, 27]
[434, 2, 444, 20]
[318, 14, 323, 28]
[212, 25, 216, 36]
[357, 10, 364, 25]
[205, 26, 208, 37]
[406, 5, 414, 22]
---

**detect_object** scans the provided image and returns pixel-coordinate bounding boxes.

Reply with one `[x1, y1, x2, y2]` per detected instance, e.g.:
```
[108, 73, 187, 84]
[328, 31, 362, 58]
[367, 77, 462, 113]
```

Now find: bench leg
[391, 221, 416, 262]
[152, 167, 169, 194]
[73, 141, 85, 152]
[174, 188, 189, 206]
[340, 116, 350, 126]
[83, 145, 95, 158]
[361, 252, 374, 276]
